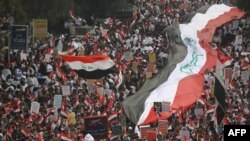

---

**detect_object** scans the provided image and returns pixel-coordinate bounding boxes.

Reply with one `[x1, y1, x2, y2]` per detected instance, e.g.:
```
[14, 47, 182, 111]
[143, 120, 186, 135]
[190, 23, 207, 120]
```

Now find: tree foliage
[74, 0, 130, 18]
[1, 0, 131, 33]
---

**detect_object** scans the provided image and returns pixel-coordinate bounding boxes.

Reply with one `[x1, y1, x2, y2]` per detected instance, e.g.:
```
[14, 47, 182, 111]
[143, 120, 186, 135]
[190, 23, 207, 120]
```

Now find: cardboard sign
[162, 101, 171, 112]
[61, 85, 71, 96]
[154, 102, 162, 113]
[140, 125, 150, 139]
[30, 101, 40, 114]
[111, 124, 123, 135]
[148, 53, 156, 62]
[54, 95, 62, 109]
[84, 116, 108, 139]
[33, 19, 48, 38]
[68, 112, 76, 125]
[158, 120, 168, 135]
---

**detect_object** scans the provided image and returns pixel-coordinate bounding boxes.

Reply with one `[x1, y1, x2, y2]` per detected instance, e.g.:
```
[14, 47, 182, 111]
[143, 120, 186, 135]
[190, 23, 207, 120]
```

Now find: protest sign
[158, 120, 168, 135]
[20, 52, 27, 60]
[33, 19, 48, 38]
[84, 116, 108, 139]
[11, 25, 28, 51]
[148, 52, 156, 62]
[123, 52, 133, 61]
[68, 112, 76, 125]
[241, 70, 249, 81]
[111, 124, 123, 135]
[162, 101, 171, 112]
[61, 85, 71, 96]
[54, 95, 62, 109]
[154, 102, 162, 113]
[140, 125, 150, 139]
[30, 101, 40, 114]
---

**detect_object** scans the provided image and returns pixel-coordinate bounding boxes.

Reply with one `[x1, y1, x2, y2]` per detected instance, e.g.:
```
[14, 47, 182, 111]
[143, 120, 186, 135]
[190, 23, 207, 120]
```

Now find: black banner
[11, 25, 28, 51]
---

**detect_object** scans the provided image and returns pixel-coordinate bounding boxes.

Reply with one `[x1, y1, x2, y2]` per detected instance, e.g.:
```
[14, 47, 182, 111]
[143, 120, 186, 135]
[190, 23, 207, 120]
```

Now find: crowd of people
[0, 0, 249, 140]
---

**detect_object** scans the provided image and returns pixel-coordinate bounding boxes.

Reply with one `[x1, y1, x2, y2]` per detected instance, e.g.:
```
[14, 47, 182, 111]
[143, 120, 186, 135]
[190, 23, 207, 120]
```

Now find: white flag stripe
[66, 59, 114, 71]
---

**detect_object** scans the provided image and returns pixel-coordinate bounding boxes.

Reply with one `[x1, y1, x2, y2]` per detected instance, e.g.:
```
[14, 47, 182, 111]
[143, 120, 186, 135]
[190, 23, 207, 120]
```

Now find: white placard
[54, 95, 62, 109]
[62, 85, 71, 96]
[162, 101, 171, 112]
[20, 52, 27, 60]
[31, 101, 40, 114]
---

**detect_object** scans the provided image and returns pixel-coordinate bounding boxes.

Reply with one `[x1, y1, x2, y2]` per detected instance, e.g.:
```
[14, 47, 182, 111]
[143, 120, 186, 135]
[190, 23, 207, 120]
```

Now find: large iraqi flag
[122, 4, 244, 126]
[61, 55, 115, 79]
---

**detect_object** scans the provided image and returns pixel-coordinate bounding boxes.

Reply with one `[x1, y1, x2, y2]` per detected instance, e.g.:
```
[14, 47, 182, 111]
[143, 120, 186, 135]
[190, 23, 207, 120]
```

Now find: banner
[123, 52, 133, 61]
[30, 101, 40, 114]
[11, 25, 28, 51]
[54, 95, 62, 109]
[162, 101, 171, 112]
[84, 116, 108, 139]
[33, 19, 48, 38]
[62, 85, 71, 96]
